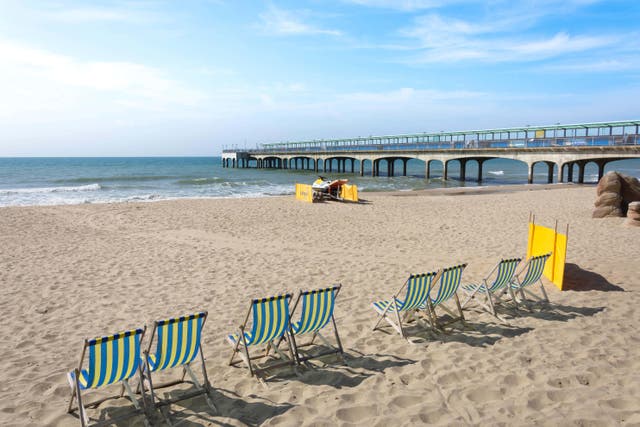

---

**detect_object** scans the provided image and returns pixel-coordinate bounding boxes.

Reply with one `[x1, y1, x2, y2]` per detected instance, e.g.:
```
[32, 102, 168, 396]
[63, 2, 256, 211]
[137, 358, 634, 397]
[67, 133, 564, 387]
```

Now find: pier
[222, 120, 640, 184]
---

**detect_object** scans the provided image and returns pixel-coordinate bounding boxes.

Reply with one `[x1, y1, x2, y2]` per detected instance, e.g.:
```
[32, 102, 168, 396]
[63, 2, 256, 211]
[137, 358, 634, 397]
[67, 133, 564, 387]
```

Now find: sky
[0, 0, 639, 156]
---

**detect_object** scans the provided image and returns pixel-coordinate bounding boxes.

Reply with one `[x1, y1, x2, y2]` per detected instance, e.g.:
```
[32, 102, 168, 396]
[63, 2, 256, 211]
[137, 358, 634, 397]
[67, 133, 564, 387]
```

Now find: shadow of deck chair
[461, 258, 522, 318]
[227, 293, 295, 382]
[510, 253, 552, 307]
[67, 327, 148, 427]
[141, 312, 216, 424]
[424, 264, 467, 330]
[285, 285, 345, 365]
[372, 271, 441, 343]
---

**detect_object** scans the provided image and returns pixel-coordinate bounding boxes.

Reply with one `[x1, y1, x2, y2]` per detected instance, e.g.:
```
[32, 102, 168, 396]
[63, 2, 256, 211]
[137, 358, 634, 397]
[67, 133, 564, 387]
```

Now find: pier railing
[224, 134, 639, 154]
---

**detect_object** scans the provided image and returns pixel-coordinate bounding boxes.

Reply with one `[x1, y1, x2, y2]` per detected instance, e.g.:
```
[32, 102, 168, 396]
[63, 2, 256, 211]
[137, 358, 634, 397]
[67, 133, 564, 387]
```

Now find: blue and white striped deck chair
[142, 312, 216, 420]
[372, 271, 441, 342]
[510, 253, 552, 305]
[67, 327, 148, 427]
[227, 293, 295, 380]
[461, 258, 522, 316]
[286, 285, 345, 364]
[425, 264, 467, 329]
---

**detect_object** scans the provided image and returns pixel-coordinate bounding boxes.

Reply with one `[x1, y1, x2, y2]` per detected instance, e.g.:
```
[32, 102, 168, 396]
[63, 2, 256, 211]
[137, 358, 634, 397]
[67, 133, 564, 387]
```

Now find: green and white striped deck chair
[142, 312, 215, 422]
[510, 253, 552, 305]
[287, 285, 345, 364]
[424, 264, 467, 329]
[227, 293, 295, 380]
[461, 258, 522, 316]
[372, 271, 441, 342]
[67, 327, 148, 427]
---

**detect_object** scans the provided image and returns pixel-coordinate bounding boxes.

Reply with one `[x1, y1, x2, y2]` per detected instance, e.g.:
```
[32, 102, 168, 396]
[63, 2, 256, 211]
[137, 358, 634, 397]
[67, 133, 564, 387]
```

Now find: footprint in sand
[335, 404, 378, 423]
[389, 395, 423, 409]
[465, 386, 504, 403]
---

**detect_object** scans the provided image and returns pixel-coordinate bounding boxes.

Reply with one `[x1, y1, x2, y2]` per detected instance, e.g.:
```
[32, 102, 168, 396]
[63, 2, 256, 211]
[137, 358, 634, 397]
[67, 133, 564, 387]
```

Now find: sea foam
[0, 183, 101, 195]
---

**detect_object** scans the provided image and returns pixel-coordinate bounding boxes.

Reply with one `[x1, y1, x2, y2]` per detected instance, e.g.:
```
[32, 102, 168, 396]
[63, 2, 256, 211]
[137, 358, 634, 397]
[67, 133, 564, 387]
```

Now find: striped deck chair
[461, 258, 522, 317]
[227, 293, 295, 380]
[510, 253, 552, 305]
[67, 327, 148, 427]
[425, 264, 467, 329]
[372, 271, 441, 342]
[141, 312, 215, 422]
[286, 285, 345, 364]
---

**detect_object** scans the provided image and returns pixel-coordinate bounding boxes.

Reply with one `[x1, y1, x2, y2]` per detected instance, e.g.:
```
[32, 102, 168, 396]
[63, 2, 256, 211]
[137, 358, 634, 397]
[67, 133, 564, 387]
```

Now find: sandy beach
[1, 184, 639, 426]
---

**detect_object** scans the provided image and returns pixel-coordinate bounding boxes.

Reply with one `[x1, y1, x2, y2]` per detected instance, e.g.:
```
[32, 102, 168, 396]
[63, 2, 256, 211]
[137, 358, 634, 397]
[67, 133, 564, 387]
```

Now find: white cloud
[259, 6, 342, 36]
[0, 38, 205, 114]
[344, 0, 467, 10]
[399, 11, 618, 64]
[41, 3, 162, 24]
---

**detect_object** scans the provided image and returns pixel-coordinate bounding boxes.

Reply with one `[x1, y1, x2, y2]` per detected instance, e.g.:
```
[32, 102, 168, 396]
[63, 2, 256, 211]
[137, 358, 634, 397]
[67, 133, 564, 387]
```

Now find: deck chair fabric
[227, 294, 295, 379]
[372, 271, 440, 341]
[425, 264, 467, 328]
[142, 312, 216, 420]
[461, 258, 522, 316]
[287, 285, 344, 364]
[67, 328, 148, 427]
[510, 253, 552, 303]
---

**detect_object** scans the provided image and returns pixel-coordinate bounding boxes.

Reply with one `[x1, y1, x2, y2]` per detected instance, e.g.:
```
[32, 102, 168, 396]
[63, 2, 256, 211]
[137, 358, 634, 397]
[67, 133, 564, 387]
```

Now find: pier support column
[459, 159, 467, 181]
[402, 159, 407, 176]
[568, 162, 574, 182]
[577, 161, 586, 184]
[373, 160, 378, 177]
[360, 160, 364, 176]
[557, 163, 564, 183]
[426, 160, 431, 179]
[351, 159, 355, 173]
[477, 159, 484, 182]
[444, 160, 449, 180]
[387, 160, 393, 177]
[597, 161, 606, 181]
[547, 162, 554, 183]
[314, 159, 319, 173]
[528, 163, 534, 184]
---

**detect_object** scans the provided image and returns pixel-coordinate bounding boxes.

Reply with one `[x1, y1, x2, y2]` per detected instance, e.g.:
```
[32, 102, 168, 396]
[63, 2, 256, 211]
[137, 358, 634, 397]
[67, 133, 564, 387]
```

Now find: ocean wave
[176, 177, 226, 185]
[488, 170, 504, 176]
[0, 183, 101, 195]
[56, 175, 174, 184]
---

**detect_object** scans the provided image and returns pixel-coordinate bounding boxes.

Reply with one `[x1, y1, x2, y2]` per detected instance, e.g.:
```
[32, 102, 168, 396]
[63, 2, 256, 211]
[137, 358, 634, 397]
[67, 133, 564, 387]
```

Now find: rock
[593, 205, 623, 218]
[594, 192, 622, 208]
[597, 171, 621, 195]
[594, 172, 640, 218]
[624, 202, 640, 227]
[620, 175, 640, 209]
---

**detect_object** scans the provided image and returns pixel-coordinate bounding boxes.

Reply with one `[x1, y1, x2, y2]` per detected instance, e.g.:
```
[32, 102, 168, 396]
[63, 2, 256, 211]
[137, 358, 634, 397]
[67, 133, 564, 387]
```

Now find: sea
[1, 157, 639, 207]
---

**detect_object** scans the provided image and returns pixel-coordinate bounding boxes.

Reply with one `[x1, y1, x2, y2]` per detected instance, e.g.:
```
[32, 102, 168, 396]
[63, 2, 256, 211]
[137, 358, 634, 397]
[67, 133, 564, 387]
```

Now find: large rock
[593, 171, 640, 218]
[625, 202, 640, 227]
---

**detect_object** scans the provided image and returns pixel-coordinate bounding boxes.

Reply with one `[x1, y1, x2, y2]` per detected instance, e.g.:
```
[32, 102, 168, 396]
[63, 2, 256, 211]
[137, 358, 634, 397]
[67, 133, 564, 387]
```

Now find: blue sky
[0, 0, 638, 156]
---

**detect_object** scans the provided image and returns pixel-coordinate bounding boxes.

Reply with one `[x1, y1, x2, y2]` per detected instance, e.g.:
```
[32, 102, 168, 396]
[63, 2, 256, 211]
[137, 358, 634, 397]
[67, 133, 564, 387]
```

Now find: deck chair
[141, 312, 216, 423]
[286, 285, 345, 364]
[372, 271, 441, 342]
[510, 253, 552, 305]
[67, 327, 148, 427]
[461, 258, 522, 317]
[424, 264, 467, 329]
[227, 293, 295, 381]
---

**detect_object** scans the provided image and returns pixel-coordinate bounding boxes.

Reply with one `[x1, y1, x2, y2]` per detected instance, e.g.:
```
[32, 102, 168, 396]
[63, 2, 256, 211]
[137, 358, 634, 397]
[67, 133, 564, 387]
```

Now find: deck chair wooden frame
[227, 293, 296, 382]
[510, 253, 552, 307]
[141, 312, 216, 424]
[285, 285, 345, 365]
[461, 258, 522, 317]
[424, 264, 467, 330]
[67, 327, 148, 427]
[372, 271, 441, 343]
